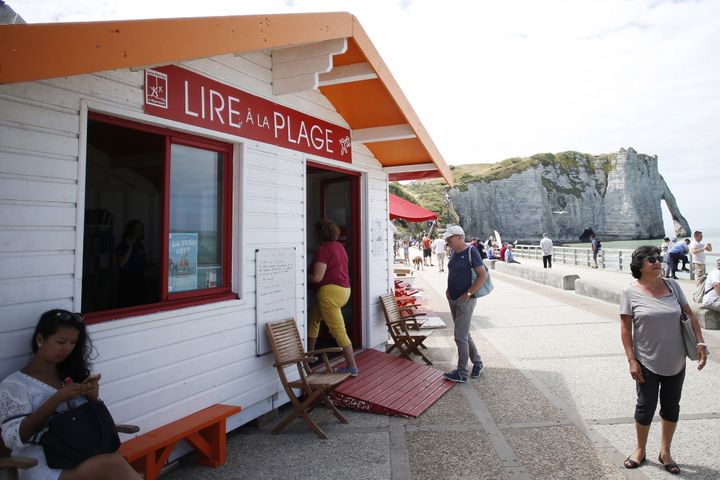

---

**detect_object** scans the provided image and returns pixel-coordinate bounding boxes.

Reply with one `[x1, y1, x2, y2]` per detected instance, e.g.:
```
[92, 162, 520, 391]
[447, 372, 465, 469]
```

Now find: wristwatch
[466, 291, 473, 297]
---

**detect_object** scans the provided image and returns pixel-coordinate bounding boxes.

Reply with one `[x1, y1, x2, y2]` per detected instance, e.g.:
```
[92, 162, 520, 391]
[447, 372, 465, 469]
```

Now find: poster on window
[168, 233, 198, 292]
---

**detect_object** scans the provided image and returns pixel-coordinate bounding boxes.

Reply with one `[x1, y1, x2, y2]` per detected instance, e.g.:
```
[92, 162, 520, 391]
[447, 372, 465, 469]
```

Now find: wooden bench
[119, 404, 241, 480]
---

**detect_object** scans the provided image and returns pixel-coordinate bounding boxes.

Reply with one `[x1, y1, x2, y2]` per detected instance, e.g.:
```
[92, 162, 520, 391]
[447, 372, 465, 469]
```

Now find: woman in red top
[307, 219, 358, 376]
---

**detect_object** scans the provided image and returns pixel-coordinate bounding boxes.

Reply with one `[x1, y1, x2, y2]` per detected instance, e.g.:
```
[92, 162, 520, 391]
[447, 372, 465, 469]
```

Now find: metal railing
[512, 244, 719, 279]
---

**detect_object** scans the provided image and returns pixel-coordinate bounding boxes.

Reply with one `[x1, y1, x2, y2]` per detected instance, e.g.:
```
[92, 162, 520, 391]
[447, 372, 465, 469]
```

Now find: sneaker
[443, 370, 467, 383]
[336, 367, 359, 377]
[470, 364, 483, 379]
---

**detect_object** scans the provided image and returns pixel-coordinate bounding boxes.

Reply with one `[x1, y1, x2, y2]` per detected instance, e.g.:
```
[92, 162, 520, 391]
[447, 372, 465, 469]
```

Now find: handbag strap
[466, 246, 476, 268]
[664, 279, 686, 315]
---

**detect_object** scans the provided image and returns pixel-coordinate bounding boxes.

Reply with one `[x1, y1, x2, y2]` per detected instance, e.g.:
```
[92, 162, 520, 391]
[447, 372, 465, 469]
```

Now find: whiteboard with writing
[256, 248, 297, 355]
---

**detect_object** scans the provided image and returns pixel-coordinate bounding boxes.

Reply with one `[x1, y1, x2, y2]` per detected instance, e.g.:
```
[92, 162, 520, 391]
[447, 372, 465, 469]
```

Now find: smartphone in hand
[81, 373, 101, 384]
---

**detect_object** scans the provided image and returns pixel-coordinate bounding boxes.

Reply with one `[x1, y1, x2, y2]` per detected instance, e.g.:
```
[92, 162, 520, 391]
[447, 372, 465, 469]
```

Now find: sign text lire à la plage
[144, 65, 352, 162]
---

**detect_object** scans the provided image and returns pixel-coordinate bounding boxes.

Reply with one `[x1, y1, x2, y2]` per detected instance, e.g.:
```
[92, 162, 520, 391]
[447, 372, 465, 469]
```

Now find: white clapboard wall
[0, 51, 393, 433]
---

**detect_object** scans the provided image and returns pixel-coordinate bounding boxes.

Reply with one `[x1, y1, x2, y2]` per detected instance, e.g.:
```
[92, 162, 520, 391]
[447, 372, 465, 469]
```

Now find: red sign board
[144, 65, 352, 162]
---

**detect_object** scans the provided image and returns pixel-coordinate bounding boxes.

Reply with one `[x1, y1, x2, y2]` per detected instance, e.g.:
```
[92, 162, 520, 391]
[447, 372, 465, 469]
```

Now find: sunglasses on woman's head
[55, 311, 85, 323]
[646, 255, 664, 264]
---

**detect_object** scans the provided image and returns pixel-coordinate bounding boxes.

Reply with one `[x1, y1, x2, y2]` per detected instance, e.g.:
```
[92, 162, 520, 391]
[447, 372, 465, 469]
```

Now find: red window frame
[83, 112, 235, 324]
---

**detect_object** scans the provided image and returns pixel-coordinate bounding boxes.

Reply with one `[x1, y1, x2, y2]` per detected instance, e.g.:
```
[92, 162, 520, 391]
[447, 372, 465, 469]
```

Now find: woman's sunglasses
[646, 255, 664, 264]
[55, 311, 85, 323]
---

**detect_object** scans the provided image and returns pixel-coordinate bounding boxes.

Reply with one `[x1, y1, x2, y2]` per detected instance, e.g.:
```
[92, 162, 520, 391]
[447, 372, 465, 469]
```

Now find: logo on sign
[145, 69, 168, 109]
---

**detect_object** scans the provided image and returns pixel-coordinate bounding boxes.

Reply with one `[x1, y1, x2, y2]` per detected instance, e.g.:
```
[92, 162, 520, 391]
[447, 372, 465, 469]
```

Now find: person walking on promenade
[620, 246, 708, 474]
[402, 239, 410, 266]
[441, 225, 488, 383]
[421, 233, 433, 267]
[590, 234, 601, 268]
[540, 233, 553, 268]
[689, 230, 712, 281]
[701, 259, 720, 312]
[433, 235, 447, 272]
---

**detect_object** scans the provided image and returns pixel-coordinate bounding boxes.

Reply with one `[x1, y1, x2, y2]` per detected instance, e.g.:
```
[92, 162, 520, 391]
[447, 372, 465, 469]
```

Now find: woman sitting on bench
[0, 309, 141, 480]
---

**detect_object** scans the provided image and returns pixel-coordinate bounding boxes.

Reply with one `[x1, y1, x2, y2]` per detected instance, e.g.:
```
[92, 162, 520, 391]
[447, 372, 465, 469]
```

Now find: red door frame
[307, 161, 362, 347]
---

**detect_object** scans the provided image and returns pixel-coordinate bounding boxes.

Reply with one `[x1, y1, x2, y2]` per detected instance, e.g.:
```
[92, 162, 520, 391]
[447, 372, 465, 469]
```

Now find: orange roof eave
[349, 19, 452, 185]
[0, 13, 354, 84]
[0, 12, 453, 186]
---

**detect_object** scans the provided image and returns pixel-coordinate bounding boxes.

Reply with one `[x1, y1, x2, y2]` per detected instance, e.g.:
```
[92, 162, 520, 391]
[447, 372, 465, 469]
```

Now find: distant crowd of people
[396, 231, 522, 272]
[397, 230, 714, 280]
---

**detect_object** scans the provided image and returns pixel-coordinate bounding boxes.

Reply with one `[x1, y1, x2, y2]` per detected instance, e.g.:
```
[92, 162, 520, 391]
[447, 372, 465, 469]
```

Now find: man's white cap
[442, 225, 465, 239]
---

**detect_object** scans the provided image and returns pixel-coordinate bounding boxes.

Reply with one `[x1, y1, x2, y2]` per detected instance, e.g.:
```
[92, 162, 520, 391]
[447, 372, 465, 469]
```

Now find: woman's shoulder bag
[35, 399, 121, 469]
[665, 279, 698, 361]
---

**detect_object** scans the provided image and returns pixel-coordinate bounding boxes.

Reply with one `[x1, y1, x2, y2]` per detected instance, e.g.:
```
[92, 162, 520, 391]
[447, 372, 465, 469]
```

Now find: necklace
[639, 279, 663, 293]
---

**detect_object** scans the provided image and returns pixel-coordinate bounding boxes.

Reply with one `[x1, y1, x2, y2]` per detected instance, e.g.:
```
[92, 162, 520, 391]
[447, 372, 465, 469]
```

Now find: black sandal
[658, 453, 680, 474]
[624, 455, 646, 469]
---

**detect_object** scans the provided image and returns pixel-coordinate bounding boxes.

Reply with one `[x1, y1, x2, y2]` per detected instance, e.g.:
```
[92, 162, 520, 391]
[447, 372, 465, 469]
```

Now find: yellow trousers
[308, 284, 352, 348]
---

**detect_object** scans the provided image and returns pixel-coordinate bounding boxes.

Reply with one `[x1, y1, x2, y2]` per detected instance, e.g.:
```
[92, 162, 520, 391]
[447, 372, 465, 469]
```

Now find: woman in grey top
[620, 246, 708, 474]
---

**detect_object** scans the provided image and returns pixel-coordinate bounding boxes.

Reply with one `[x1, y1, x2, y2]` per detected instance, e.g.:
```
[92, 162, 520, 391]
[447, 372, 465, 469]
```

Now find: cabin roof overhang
[0, 12, 453, 185]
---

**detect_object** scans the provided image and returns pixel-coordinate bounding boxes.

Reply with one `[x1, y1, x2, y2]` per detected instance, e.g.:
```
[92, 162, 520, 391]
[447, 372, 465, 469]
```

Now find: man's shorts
[423, 248, 432, 258]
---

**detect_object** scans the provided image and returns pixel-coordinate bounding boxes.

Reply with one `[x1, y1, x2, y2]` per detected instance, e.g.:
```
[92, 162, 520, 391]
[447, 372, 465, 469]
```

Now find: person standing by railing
[591, 234, 602, 268]
[540, 233, 553, 268]
[689, 230, 712, 281]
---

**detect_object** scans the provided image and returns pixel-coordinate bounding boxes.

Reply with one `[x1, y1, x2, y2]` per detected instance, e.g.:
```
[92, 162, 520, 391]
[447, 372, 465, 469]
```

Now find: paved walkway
[165, 260, 720, 480]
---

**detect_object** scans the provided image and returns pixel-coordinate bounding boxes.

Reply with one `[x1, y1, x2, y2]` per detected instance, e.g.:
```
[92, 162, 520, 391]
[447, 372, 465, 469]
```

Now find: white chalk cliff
[447, 148, 690, 242]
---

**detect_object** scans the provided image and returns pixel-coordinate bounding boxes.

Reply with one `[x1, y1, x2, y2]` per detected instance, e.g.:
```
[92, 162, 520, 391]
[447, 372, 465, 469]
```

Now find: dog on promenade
[412, 256, 424, 270]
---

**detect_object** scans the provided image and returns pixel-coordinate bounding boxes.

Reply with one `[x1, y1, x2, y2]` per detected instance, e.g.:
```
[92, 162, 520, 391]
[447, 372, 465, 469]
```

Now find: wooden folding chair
[265, 319, 351, 439]
[1, 438, 37, 480]
[379, 294, 434, 365]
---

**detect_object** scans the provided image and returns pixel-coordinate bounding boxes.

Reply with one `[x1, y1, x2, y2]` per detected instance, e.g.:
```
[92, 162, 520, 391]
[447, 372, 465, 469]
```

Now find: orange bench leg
[129, 443, 177, 480]
[186, 421, 226, 467]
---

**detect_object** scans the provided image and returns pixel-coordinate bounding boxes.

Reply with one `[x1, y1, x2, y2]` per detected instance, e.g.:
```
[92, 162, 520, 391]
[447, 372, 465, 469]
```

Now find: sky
[12, 0, 720, 232]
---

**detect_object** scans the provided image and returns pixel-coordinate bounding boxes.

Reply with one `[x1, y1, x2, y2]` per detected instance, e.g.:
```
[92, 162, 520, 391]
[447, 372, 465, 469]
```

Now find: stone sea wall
[448, 148, 690, 243]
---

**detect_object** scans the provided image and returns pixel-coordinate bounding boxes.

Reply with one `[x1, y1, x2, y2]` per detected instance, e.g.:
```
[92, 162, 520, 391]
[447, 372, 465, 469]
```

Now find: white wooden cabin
[0, 12, 453, 445]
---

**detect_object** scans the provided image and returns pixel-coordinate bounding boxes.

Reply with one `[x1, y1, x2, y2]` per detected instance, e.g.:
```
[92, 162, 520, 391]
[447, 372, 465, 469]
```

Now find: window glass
[168, 144, 225, 293]
[83, 120, 163, 312]
[82, 116, 231, 319]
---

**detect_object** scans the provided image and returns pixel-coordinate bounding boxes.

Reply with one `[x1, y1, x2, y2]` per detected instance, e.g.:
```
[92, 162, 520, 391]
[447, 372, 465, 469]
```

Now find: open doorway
[306, 162, 362, 349]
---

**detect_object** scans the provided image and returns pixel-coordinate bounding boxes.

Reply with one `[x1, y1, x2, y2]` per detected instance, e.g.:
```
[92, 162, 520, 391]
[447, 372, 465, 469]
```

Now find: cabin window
[81, 113, 233, 322]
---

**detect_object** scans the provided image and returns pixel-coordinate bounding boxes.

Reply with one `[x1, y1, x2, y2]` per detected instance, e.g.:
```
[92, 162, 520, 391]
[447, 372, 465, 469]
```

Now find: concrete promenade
[166, 259, 720, 480]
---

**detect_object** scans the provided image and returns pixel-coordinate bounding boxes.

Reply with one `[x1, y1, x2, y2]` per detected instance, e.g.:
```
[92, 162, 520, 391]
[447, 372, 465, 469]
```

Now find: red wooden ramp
[330, 349, 454, 418]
